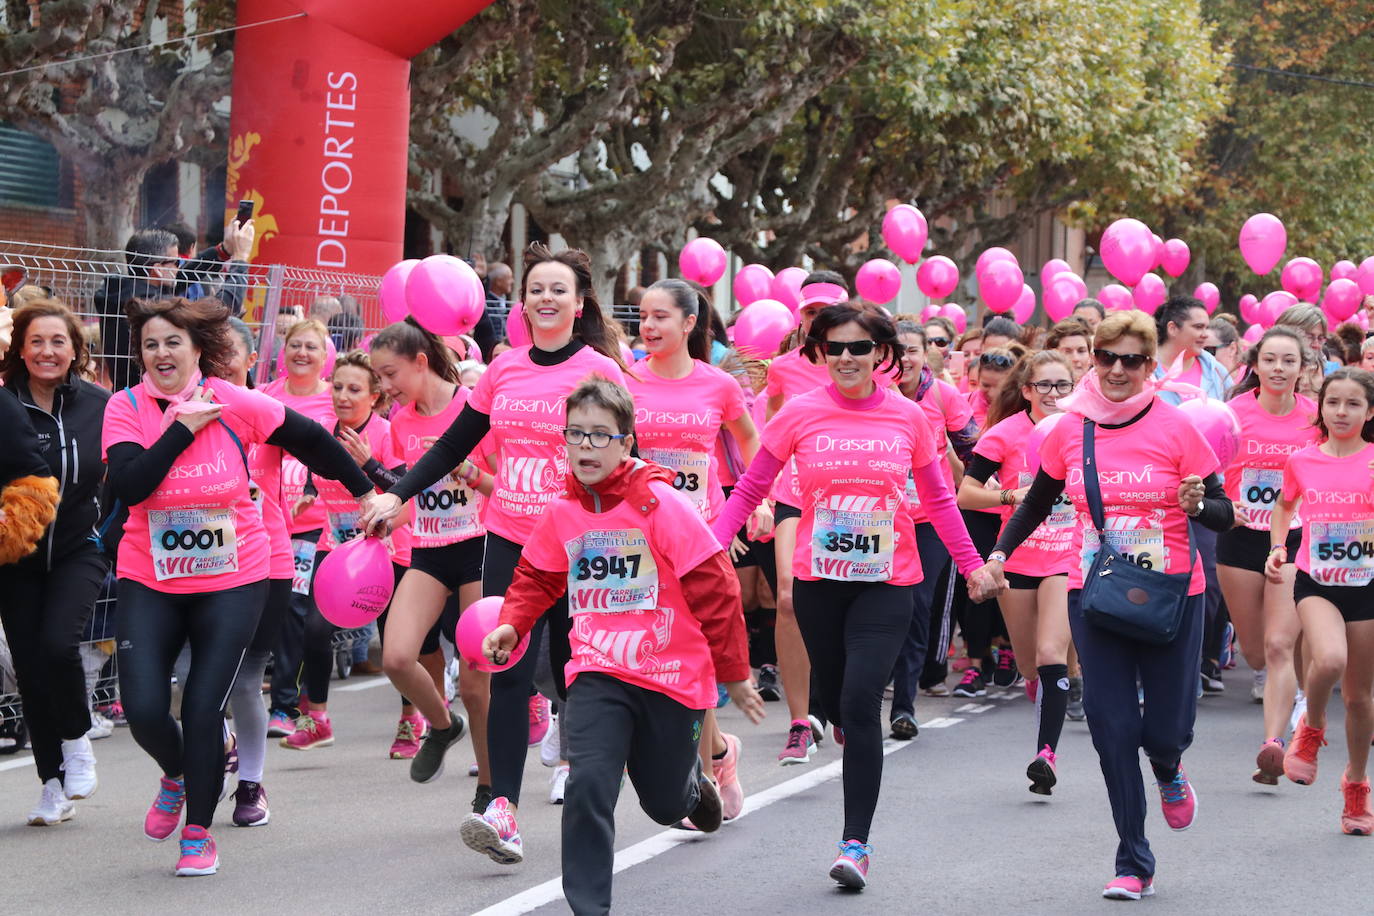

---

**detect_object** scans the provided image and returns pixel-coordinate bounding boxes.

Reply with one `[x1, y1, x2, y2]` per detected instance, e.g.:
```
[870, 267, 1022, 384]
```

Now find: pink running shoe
[460, 796, 523, 865]
[1025, 677, 1039, 704]
[390, 714, 428, 760]
[829, 840, 872, 889]
[1103, 875, 1154, 900]
[1254, 737, 1285, 785]
[528, 695, 551, 747]
[280, 711, 334, 750]
[777, 721, 815, 766]
[714, 734, 745, 821]
[1027, 745, 1057, 796]
[1341, 777, 1374, 836]
[1284, 715, 1327, 786]
[1156, 767, 1197, 830]
[175, 825, 219, 876]
[145, 776, 185, 841]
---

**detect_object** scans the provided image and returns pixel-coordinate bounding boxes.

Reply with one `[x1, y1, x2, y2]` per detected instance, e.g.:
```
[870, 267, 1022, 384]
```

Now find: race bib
[1239, 467, 1286, 530]
[1081, 524, 1166, 578]
[291, 537, 318, 595]
[413, 475, 481, 543]
[149, 507, 238, 581]
[642, 447, 711, 515]
[566, 529, 660, 614]
[811, 507, 895, 582]
[1047, 492, 1076, 528]
[327, 506, 364, 546]
[1308, 520, 1374, 586]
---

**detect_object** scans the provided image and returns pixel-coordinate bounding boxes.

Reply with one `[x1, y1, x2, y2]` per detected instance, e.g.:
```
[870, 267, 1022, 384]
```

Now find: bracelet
[1268, 544, 1288, 555]
[1000, 488, 1014, 506]
[460, 462, 481, 486]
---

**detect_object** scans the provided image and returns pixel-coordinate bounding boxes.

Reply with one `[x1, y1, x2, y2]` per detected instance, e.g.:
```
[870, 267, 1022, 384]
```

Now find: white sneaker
[540, 713, 561, 768]
[1251, 669, 1267, 704]
[1290, 689, 1308, 735]
[86, 711, 114, 740]
[549, 764, 569, 805]
[28, 778, 75, 825]
[60, 735, 98, 800]
[445, 659, 460, 704]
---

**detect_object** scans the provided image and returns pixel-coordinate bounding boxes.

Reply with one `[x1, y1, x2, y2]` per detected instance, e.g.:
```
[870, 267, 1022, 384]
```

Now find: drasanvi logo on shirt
[636, 407, 713, 426]
[166, 450, 229, 480]
[813, 434, 903, 454]
[491, 394, 564, 416]
[1067, 464, 1155, 487]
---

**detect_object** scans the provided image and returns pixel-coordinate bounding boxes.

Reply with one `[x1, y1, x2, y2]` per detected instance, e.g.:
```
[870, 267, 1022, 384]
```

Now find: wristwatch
[988, 550, 1008, 564]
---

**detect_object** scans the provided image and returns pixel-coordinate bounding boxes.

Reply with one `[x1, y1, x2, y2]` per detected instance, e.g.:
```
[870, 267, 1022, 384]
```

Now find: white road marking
[955, 703, 995, 714]
[334, 677, 391, 693]
[0, 755, 34, 772]
[919, 717, 965, 729]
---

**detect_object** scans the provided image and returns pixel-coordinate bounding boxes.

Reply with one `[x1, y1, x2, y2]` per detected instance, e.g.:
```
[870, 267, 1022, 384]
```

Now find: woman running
[361, 243, 625, 864]
[1268, 368, 1374, 835]
[957, 351, 1076, 793]
[103, 297, 374, 876]
[1216, 327, 1318, 784]
[714, 302, 994, 889]
[975, 309, 1234, 900]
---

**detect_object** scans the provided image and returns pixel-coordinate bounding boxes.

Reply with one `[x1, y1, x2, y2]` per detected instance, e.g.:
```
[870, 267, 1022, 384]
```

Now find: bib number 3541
[811, 507, 894, 582]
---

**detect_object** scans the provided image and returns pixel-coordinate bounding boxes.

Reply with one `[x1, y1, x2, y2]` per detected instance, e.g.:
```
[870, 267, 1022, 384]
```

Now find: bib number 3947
[149, 507, 238, 581]
[811, 507, 895, 582]
[566, 529, 660, 614]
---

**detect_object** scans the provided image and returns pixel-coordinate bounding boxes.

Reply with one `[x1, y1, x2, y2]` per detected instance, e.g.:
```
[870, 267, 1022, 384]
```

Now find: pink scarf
[139, 369, 213, 432]
[1057, 370, 1158, 425]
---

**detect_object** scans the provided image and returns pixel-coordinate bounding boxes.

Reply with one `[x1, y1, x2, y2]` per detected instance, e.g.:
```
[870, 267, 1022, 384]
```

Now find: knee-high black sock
[1036, 664, 1070, 753]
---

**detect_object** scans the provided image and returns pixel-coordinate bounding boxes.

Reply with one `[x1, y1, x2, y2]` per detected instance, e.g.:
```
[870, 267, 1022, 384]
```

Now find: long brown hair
[0, 298, 91, 385]
[520, 243, 624, 368]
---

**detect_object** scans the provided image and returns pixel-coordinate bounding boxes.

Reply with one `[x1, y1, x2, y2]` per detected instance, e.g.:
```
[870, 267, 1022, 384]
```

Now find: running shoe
[890, 712, 919, 741]
[1027, 745, 1057, 796]
[232, 780, 270, 827]
[1284, 715, 1326, 785]
[86, 710, 115, 740]
[1200, 660, 1224, 694]
[1025, 677, 1039, 704]
[389, 714, 428, 760]
[528, 695, 551, 747]
[1219, 622, 1235, 669]
[922, 682, 951, 698]
[952, 667, 986, 698]
[992, 648, 1021, 689]
[715, 733, 745, 820]
[829, 840, 872, 889]
[145, 776, 186, 841]
[469, 764, 480, 777]
[175, 825, 219, 876]
[1251, 669, 1267, 704]
[1156, 767, 1197, 830]
[540, 713, 562, 767]
[1341, 777, 1374, 836]
[60, 735, 98, 800]
[1290, 689, 1308, 734]
[219, 732, 238, 801]
[1254, 737, 1285, 785]
[1066, 677, 1085, 721]
[756, 664, 782, 701]
[460, 796, 523, 865]
[96, 700, 127, 726]
[687, 775, 723, 833]
[281, 712, 333, 750]
[410, 713, 467, 783]
[549, 764, 569, 805]
[472, 784, 493, 815]
[1103, 876, 1154, 900]
[267, 710, 295, 738]
[27, 778, 74, 826]
[777, 722, 815, 766]
[833, 725, 845, 746]
[808, 714, 826, 749]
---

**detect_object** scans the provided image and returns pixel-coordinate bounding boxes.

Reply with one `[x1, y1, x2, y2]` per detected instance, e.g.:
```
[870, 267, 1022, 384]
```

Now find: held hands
[1177, 475, 1205, 516]
[484, 624, 519, 666]
[290, 492, 315, 520]
[747, 505, 774, 542]
[1263, 546, 1287, 584]
[361, 492, 402, 536]
[175, 388, 222, 434]
[355, 491, 377, 520]
[968, 561, 1007, 603]
[726, 681, 766, 724]
[1231, 501, 1250, 529]
[337, 424, 372, 466]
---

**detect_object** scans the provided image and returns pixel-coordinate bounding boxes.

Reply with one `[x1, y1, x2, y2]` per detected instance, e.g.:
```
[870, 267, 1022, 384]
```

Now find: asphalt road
[1, 662, 1367, 914]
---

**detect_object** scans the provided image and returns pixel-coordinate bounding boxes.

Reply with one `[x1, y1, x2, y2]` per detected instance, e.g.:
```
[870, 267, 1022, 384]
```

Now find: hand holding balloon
[483, 624, 520, 667]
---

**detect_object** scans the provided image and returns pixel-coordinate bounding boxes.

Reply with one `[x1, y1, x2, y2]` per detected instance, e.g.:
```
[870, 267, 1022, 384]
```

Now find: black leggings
[483, 532, 570, 804]
[0, 548, 108, 783]
[793, 578, 914, 844]
[117, 578, 267, 828]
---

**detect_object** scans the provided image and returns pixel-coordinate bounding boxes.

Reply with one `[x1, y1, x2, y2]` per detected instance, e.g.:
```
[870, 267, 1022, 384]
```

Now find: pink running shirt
[521, 479, 723, 709]
[261, 378, 334, 535]
[468, 345, 625, 543]
[389, 387, 487, 548]
[1223, 391, 1318, 532]
[102, 379, 285, 593]
[247, 440, 292, 579]
[905, 378, 974, 525]
[1282, 443, 1374, 585]
[973, 411, 1074, 577]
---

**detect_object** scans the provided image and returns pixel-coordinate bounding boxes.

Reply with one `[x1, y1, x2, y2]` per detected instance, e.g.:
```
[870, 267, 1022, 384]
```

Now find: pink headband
[798, 282, 848, 308]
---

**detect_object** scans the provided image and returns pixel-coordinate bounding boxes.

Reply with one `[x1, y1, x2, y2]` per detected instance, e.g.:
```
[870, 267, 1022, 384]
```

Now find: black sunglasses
[1028, 379, 1074, 395]
[927, 336, 950, 349]
[1093, 348, 1150, 371]
[979, 353, 1015, 369]
[819, 339, 878, 358]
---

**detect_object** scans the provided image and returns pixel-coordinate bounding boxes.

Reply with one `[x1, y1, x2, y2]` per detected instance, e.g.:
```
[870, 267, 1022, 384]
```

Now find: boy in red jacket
[480, 377, 764, 914]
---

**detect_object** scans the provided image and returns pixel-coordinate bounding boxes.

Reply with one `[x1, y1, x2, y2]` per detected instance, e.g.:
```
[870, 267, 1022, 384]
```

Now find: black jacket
[11, 373, 111, 569]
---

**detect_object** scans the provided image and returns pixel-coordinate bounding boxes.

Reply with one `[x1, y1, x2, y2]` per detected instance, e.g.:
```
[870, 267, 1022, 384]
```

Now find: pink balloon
[679, 238, 728, 286]
[1012, 284, 1036, 324]
[1044, 275, 1085, 321]
[276, 332, 336, 379]
[1323, 277, 1362, 322]
[1042, 258, 1072, 283]
[1259, 290, 1298, 327]
[855, 258, 902, 304]
[1099, 218, 1156, 287]
[770, 267, 807, 312]
[1132, 274, 1167, 314]
[1359, 265, 1374, 298]
[733, 299, 798, 359]
[1098, 284, 1134, 312]
[1360, 312, 1371, 330]
[1331, 259, 1358, 282]
[505, 302, 531, 347]
[379, 259, 419, 324]
[1193, 282, 1220, 314]
[975, 247, 1017, 278]
[732, 264, 774, 307]
[1025, 412, 1067, 475]
[314, 537, 394, 629]
[456, 596, 530, 673]
[1057, 272, 1088, 302]
[1242, 323, 1264, 344]
[1239, 213, 1287, 275]
[916, 255, 959, 299]
[1161, 239, 1190, 278]
[1177, 398, 1241, 469]
[1238, 293, 1260, 325]
[1358, 257, 1374, 293]
[407, 254, 485, 336]
[882, 204, 929, 264]
[920, 304, 942, 323]
[1280, 257, 1323, 301]
[1151, 234, 1165, 271]
[979, 259, 1023, 313]
[939, 303, 967, 335]
[359, 333, 377, 352]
